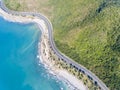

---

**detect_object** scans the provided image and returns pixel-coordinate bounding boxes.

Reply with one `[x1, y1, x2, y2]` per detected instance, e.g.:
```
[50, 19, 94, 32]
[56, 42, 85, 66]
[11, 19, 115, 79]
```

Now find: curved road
[0, 0, 109, 90]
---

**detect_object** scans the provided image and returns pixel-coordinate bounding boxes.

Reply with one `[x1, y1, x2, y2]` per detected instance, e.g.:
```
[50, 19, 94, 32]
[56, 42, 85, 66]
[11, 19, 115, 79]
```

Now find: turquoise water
[0, 16, 68, 90]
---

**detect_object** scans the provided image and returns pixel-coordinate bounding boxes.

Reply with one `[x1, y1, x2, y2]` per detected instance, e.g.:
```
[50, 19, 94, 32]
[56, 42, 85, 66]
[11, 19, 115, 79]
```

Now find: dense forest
[4, 0, 120, 89]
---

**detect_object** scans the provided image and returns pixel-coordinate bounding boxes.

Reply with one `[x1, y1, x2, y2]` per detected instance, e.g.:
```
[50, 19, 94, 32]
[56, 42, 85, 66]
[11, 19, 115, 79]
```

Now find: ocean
[0, 16, 69, 90]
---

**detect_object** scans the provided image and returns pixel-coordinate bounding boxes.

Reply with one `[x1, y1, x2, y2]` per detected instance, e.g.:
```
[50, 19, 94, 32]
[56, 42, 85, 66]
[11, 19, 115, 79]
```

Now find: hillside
[4, 0, 120, 89]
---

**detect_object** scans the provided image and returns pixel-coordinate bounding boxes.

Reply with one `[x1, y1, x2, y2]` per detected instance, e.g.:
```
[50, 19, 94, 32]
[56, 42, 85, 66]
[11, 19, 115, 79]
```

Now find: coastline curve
[0, 0, 109, 90]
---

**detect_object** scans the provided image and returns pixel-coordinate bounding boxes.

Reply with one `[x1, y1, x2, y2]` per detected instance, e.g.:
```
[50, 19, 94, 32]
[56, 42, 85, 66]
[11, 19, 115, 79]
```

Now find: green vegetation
[52, 1, 120, 89]
[4, 0, 52, 17]
[4, 0, 22, 11]
[4, 0, 120, 89]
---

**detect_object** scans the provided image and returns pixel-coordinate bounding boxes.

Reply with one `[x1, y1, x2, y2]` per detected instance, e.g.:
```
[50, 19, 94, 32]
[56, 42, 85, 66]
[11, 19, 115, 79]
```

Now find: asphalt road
[0, 1, 109, 90]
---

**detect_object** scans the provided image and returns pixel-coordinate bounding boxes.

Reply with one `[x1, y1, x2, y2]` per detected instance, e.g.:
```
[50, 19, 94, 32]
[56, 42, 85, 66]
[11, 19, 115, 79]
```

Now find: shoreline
[0, 8, 88, 90]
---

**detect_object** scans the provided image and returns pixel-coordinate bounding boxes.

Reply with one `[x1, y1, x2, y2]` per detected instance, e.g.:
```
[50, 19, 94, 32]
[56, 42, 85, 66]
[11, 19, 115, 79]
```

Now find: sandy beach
[0, 8, 88, 90]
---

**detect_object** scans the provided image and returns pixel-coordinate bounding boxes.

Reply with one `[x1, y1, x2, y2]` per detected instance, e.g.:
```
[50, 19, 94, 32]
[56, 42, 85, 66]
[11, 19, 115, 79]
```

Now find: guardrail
[0, 0, 109, 90]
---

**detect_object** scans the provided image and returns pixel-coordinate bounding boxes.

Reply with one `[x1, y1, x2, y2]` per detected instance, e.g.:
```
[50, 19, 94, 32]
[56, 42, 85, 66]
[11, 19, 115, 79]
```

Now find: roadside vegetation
[4, 0, 120, 89]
